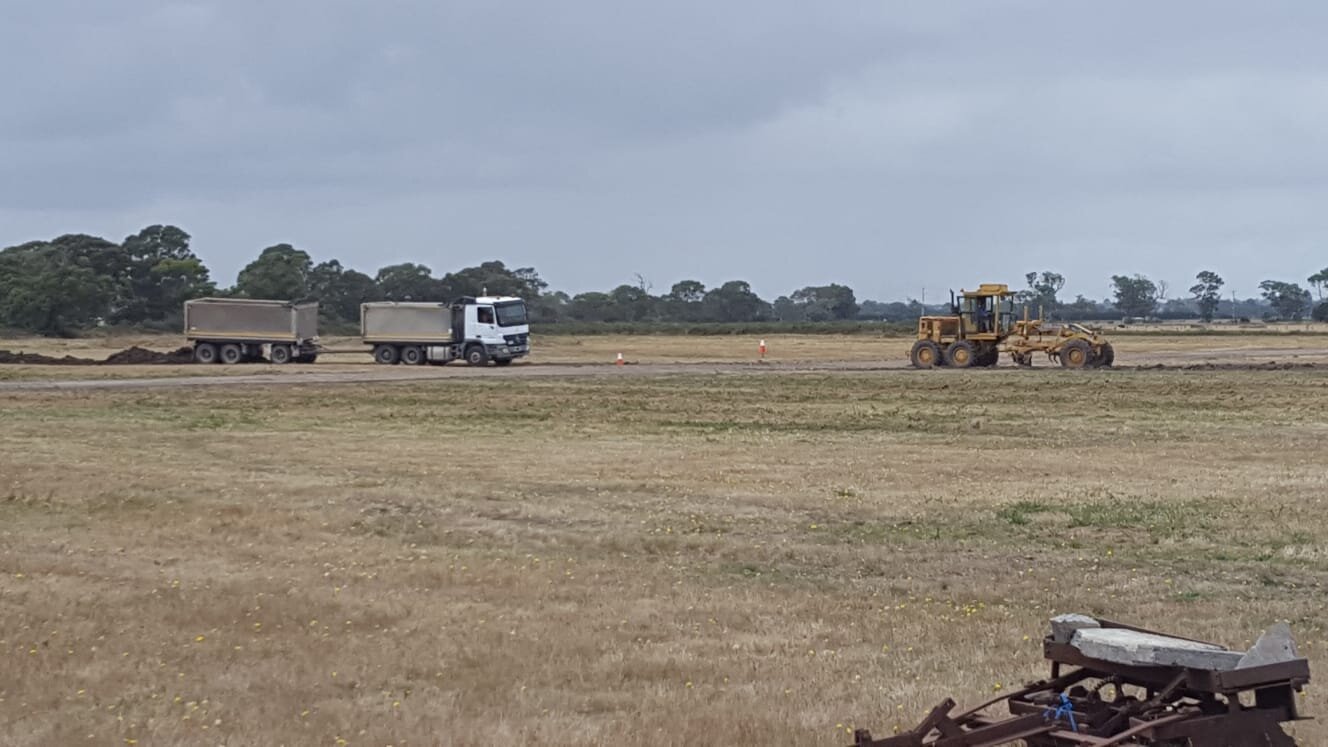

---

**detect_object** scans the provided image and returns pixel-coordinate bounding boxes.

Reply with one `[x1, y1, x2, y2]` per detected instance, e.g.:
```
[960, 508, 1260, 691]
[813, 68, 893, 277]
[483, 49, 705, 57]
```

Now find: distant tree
[1110, 274, 1159, 318]
[785, 284, 859, 321]
[439, 261, 546, 300]
[702, 280, 770, 322]
[662, 280, 707, 322]
[608, 283, 656, 321]
[1155, 279, 1170, 305]
[772, 295, 805, 322]
[855, 299, 889, 320]
[512, 267, 549, 297]
[309, 260, 381, 322]
[1189, 271, 1225, 323]
[1314, 302, 1328, 323]
[1308, 268, 1328, 300]
[1259, 280, 1312, 320]
[235, 244, 312, 300]
[375, 262, 442, 302]
[0, 238, 121, 335]
[116, 225, 213, 322]
[669, 280, 706, 304]
[528, 290, 570, 323]
[1060, 294, 1104, 320]
[567, 291, 615, 322]
[1019, 271, 1065, 313]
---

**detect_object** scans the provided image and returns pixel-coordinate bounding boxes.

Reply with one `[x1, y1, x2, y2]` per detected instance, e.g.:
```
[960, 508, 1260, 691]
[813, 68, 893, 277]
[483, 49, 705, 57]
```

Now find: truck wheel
[910, 340, 941, 369]
[401, 346, 425, 365]
[219, 344, 243, 365]
[373, 345, 399, 365]
[1060, 339, 1092, 369]
[493, 358, 513, 367]
[945, 340, 976, 368]
[269, 344, 292, 364]
[194, 343, 218, 364]
[465, 345, 489, 366]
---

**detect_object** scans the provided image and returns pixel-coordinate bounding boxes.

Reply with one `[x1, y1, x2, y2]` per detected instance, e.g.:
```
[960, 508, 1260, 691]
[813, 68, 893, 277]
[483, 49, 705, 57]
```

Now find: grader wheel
[1060, 339, 1092, 369]
[910, 340, 942, 369]
[945, 341, 976, 368]
[1093, 342, 1115, 368]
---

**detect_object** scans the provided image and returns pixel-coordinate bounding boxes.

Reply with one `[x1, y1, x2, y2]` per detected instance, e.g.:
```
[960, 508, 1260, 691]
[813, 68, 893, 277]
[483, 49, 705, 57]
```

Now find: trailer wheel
[373, 344, 400, 365]
[401, 346, 425, 365]
[269, 344, 292, 364]
[945, 340, 976, 368]
[219, 344, 243, 365]
[1060, 339, 1092, 369]
[194, 343, 218, 364]
[465, 345, 489, 366]
[910, 340, 941, 369]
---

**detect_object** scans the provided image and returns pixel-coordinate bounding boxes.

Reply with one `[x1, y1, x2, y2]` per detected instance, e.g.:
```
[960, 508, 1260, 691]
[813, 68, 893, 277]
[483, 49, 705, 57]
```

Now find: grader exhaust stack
[909, 284, 1114, 369]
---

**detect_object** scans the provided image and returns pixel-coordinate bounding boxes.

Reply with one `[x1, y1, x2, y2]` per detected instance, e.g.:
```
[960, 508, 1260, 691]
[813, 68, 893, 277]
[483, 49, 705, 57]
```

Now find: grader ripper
[910, 284, 1114, 370]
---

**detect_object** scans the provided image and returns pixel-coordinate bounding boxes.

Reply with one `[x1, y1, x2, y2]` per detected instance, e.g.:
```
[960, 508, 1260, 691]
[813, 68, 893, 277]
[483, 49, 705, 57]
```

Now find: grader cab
[909, 283, 1114, 369]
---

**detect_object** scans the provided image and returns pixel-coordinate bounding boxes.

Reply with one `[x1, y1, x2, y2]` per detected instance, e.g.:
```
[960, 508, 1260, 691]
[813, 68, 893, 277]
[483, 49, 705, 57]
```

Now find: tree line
[1, 225, 1325, 335]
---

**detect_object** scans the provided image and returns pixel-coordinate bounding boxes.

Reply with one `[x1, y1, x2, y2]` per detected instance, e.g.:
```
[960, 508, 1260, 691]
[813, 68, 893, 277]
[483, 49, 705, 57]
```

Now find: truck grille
[504, 333, 529, 346]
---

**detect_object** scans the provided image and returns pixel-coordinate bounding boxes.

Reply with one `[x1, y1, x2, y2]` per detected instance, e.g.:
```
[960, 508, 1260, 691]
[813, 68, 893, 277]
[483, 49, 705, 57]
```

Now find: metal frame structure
[851, 619, 1310, 746]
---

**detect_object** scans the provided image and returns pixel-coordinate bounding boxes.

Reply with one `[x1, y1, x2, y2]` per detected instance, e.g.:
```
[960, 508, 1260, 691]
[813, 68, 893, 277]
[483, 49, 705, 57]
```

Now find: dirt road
[2, 355, 1322, 392]
[0, 360, 909, 391]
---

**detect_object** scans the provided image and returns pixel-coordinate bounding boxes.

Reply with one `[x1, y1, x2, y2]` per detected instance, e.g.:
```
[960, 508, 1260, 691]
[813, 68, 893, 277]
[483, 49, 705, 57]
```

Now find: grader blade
[850, 616, 1309, 746]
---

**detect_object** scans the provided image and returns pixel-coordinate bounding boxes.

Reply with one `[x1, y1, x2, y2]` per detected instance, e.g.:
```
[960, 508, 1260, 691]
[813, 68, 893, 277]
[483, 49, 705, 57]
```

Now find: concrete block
[1237, 622, 1299, 669]
[1050, 614, 1100, 644]
[1071, 628, 1243, 671]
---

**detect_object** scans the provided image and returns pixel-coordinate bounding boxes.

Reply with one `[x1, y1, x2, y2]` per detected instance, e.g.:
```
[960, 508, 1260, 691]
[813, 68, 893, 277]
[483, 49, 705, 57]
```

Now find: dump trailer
[184, 298, 319, 364]
[361, 296, 530, 366]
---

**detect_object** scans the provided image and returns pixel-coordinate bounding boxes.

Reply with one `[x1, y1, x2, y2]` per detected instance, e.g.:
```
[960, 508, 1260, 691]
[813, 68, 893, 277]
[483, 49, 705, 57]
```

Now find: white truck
[361, 296, 531, 366]
[184, 298, 320, 364]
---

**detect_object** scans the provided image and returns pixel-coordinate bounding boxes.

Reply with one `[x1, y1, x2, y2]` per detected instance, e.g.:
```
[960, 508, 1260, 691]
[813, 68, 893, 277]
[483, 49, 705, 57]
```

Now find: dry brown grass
[2, 367, 1327, 745]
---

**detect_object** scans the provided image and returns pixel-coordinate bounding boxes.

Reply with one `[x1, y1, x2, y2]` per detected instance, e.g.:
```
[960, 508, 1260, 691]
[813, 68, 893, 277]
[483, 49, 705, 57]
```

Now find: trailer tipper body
[361, 297, 530, 366]
[184, 298, 319, 364]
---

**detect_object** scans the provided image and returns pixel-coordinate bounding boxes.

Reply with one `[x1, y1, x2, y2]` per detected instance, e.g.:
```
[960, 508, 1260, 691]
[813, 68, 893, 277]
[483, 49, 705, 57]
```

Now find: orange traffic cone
[759, 339, 767, 360]
[616, 352, 624, 366]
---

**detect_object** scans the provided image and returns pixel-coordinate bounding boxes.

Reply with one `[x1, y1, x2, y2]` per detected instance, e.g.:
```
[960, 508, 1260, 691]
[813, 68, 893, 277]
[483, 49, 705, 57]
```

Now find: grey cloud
[3, 1, 1328, 299]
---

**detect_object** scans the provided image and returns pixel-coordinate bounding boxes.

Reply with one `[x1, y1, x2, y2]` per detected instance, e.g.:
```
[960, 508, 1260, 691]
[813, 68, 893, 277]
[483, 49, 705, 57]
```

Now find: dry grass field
[2, 345, 1328, 745]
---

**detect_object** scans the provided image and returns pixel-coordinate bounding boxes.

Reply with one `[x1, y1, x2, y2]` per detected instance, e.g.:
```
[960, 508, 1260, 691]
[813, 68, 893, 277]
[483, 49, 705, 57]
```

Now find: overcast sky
[3, 1, 1327, 301]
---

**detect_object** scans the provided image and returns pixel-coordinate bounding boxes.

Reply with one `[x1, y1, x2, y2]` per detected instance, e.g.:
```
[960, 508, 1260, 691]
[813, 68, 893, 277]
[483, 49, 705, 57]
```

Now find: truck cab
[453, 296, 530, 365]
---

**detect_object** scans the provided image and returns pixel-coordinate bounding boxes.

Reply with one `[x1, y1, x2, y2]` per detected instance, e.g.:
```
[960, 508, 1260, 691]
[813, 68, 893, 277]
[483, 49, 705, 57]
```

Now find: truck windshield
[494, 301, 528, 327]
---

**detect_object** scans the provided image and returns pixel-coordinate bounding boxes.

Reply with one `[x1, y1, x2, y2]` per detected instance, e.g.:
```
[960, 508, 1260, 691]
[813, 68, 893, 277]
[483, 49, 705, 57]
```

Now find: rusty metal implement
[851, 617, 1310, 746]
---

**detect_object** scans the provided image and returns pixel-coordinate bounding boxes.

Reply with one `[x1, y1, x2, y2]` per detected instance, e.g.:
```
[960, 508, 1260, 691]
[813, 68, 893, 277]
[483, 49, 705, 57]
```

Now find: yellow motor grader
[909, 284, 1114, 369]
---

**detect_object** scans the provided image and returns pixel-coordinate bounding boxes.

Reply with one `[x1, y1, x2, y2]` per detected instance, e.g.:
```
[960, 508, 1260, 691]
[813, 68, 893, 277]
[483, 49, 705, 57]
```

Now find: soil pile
[0, 345, 195, 365]
[102, 346, 195, 364]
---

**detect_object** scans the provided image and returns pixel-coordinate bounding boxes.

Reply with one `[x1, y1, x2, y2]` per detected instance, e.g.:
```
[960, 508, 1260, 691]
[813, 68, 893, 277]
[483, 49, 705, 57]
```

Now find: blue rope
[1043, 693, 1078, 732]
